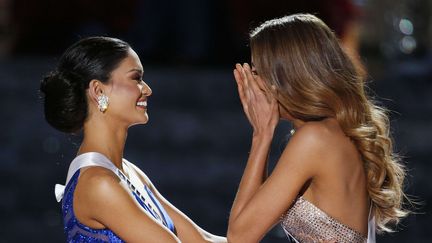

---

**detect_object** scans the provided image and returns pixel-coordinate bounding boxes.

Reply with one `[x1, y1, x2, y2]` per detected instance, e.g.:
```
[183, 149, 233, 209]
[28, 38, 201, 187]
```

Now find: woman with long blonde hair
[227, 14, 408, 242]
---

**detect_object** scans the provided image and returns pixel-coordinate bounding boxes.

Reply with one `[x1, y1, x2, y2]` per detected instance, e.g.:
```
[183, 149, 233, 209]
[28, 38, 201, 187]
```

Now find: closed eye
[251, 69, 259, 75]
[133, 76, 143, 83]
[128, 68, 144, 83]
[251, 62, 258, 75]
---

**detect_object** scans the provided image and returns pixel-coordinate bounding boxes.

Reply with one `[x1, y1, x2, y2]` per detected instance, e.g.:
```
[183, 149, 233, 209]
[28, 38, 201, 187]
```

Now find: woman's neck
[78, 117, 128, 170]
[292, 118, 305, 130]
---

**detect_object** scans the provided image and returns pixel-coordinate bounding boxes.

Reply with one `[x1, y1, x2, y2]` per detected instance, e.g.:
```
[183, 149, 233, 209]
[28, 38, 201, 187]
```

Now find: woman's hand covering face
[233, 63, 279, 136]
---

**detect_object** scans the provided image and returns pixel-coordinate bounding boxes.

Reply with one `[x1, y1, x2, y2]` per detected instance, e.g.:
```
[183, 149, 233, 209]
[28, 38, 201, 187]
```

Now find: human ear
[88, 79, 106, 106]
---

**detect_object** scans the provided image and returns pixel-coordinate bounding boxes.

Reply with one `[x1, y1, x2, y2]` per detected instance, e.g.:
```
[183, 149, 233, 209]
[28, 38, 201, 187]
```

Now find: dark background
[0, 0, 431, 242]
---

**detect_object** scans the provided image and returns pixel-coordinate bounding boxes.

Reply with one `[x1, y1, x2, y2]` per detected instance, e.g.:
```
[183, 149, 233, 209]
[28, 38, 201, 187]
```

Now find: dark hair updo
[40, 37, 130, 133]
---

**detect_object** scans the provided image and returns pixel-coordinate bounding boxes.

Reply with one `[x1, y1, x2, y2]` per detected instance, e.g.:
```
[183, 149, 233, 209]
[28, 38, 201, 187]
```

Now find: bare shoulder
[75, 166, 127, 206]
[73, 166, 180, 242]
[277, 120, 343, 172]
[79, 167, 120, 189]
[72, 166, 138, 229]
[288, 120, 335, 154]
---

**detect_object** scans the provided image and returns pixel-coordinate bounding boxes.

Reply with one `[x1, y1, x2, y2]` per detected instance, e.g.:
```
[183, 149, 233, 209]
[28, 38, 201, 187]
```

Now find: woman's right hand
[233, 63, 279, 137]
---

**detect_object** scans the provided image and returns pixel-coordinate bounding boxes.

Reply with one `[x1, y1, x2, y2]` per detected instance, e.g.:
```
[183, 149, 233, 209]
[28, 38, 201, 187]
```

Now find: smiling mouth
[136, 101, 147, 108]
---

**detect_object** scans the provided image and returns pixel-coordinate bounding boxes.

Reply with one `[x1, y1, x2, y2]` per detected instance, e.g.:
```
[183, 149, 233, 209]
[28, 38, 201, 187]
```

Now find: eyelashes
[133, 76, 143, 82]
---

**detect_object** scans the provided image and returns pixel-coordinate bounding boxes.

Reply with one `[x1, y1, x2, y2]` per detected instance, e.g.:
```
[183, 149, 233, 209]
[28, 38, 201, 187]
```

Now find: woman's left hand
[233, 63, 279, 137]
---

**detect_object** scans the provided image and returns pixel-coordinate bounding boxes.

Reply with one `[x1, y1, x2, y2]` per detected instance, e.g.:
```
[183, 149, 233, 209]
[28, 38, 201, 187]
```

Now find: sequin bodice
[280, 197, 367, 243]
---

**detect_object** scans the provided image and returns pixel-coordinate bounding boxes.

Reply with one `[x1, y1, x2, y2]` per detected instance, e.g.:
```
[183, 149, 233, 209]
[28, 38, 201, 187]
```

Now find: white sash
[54, 152, 168, 228]
[55, 152, 117, 202]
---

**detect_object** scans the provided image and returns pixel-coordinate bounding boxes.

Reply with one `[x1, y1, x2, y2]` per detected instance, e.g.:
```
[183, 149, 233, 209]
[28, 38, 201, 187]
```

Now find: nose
[140, 81, 152, 97]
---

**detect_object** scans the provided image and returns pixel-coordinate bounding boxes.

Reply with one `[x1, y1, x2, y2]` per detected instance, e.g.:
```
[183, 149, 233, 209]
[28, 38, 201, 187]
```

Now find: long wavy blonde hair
[250, 14, 408, 233]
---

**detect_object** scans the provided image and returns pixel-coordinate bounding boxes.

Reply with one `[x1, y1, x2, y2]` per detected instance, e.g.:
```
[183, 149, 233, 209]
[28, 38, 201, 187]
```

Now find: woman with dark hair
[40, 36, 226, 242]
[227, 14, 408, 242]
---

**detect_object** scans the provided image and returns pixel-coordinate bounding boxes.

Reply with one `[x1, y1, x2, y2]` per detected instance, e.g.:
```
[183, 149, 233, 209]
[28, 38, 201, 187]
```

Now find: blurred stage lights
[395, 18, 416, 54]
[399, 36, 417, 54]
[399, 18, 414, 35]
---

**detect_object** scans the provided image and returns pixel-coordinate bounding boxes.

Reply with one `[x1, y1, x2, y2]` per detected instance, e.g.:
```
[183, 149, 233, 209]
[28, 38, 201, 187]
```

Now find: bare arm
[227, 64, 322, 242]
[228, 63, 278, 227]
[75, 167, 181, 243]
[227, 126, 324, 242]
[228, 133, 272, 227]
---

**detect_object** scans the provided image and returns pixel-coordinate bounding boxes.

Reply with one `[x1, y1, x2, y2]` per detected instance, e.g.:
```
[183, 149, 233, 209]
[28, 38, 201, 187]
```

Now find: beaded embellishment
[280, 197, 367, 243]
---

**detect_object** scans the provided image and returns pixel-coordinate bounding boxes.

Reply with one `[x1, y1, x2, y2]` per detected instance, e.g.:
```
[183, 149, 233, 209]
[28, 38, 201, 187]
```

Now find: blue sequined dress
[54, 152, 176, 242]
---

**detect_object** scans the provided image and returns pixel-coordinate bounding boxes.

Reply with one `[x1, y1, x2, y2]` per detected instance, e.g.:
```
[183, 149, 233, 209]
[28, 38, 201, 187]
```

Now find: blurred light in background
[397, 18, 416, 54]
[399, 18, 414, 35]
[400, 35, 417, 54]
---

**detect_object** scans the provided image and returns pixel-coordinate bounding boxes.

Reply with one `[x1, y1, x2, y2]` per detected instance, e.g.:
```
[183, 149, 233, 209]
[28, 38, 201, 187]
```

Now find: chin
[139, 115, 149, 124]
[129, 115, 149, 127]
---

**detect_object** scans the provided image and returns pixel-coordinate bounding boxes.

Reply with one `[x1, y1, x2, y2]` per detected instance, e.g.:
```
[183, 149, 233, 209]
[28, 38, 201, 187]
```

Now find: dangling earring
[97, 94, 109, 112]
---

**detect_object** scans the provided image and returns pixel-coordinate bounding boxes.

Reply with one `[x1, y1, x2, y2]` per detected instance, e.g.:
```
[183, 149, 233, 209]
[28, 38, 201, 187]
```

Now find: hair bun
[40, 70, 88, 133]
